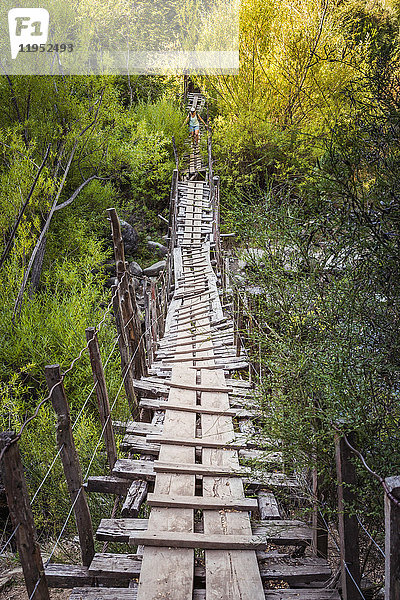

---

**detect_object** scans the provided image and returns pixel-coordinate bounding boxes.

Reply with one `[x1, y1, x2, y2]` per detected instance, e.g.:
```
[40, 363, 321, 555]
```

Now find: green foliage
[228, 185, 400, 526]
[0, 74, 184, 538]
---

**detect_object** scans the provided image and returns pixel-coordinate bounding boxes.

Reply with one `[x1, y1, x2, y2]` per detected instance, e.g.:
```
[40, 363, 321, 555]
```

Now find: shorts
[189, 124, 199, 133]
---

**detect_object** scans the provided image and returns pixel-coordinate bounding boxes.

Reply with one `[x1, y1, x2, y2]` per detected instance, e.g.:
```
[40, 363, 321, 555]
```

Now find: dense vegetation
[0, 0, 399, 586]
[204, 0, 400, 583]
[0, 74, 186, 535]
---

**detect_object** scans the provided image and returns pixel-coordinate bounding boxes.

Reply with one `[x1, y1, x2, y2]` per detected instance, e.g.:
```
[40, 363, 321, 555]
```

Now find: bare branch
[0, 144, 51, 271]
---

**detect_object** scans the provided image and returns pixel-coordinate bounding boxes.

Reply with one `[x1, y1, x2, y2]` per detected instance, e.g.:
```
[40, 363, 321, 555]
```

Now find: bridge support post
[107, 206, 143, 417]
[311, 464, 328, 559]
[85, 327, 117, 470]
[0, 431, 50, 600]
[385, 476, 400, 600]
[112, 285, 139, 419]
[335, 430, 362, 600]
[45, 365, 95, 567]
[143, 280, 152, 367]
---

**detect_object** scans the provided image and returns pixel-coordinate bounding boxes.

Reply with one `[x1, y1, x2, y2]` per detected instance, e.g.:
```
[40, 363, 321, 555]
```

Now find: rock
[143, 260, 166, 277]
[105, 277, 118, 288]
[147, 240, 168, 257]
[120, 219, 139, 255]
[129, 261, 143, 277]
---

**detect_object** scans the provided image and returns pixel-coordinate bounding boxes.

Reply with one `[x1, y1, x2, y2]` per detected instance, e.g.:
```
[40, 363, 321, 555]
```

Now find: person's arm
[183, 114, 189, 126]
[198, 115, 209, 128]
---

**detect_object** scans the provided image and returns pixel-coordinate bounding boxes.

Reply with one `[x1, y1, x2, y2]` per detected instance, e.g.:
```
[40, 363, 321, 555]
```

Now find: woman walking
[183, 106, 208, 145]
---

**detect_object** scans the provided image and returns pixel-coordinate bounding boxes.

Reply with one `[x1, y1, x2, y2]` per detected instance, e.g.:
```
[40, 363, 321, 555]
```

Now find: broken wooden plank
[257, 491, 281, 520]
[86, 476, 131, 495]
[122, 481, 148, 517]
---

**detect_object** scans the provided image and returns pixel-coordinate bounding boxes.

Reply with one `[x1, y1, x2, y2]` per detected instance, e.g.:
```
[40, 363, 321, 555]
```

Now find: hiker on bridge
[183, 106, 208, 145]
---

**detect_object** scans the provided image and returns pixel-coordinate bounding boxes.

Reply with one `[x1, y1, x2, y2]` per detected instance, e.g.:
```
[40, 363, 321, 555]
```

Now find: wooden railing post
[335, 430, 362, 600]
[172, 135, 179, 170]
[107, 207, 143, 416]
[143, 279, 152, 366]
[311, 399, 328, 559]
[45, 365, 95, 567]
[85, 327, 117, 470]
[106, 207, 127, 281]
[150, 280, 159, 357]
[111, 285, 138, 419]
[385, 476, 400, 600]
[0, 431, 50, 600]
[167, 170, 178, 301]
[311, 465, 328, 559]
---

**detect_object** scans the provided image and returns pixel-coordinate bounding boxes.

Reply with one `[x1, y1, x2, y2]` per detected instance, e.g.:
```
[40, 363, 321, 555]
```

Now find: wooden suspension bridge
[1, 89, 399, 600]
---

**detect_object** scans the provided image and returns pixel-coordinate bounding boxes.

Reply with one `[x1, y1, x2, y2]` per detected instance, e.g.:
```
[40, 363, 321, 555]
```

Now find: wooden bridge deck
[52, 92, 339, 600]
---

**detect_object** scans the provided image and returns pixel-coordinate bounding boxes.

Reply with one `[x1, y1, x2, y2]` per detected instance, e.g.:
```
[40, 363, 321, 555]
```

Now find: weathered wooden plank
[55, 556, 330, 589]
[131, 531, 267, 550]
[136, 366, 197, 600]
[70, 590, 137, 600]
[119, 436, 160, 454]
[252, 520, 312, 545]
[243, 472, 298, 489]
[45, 564, 93, 588]
[131, 378, 168, 398]
[147, 493, 257, 511]
[161, 345, 215, 356]
[146, 435, 244, 450]
[259, 557, 331, 583]
[112, 421, 162, 436]
[167, 381, 232, 393]
[112, 459, 155, 481]
[88, 553, 142, 578]
[200, 368, 265, 600]
[159, 401, 236, 416]
[96, 519, 149, 542]
[264, 592, 340, 599]
[68, 585, 341, 599]
[153, 461, 250, 477]
[86, 476, 131, 495]
[122, 481, 148, 517]
[141, 398, 254, 418]
[257, 491, 281, 520]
